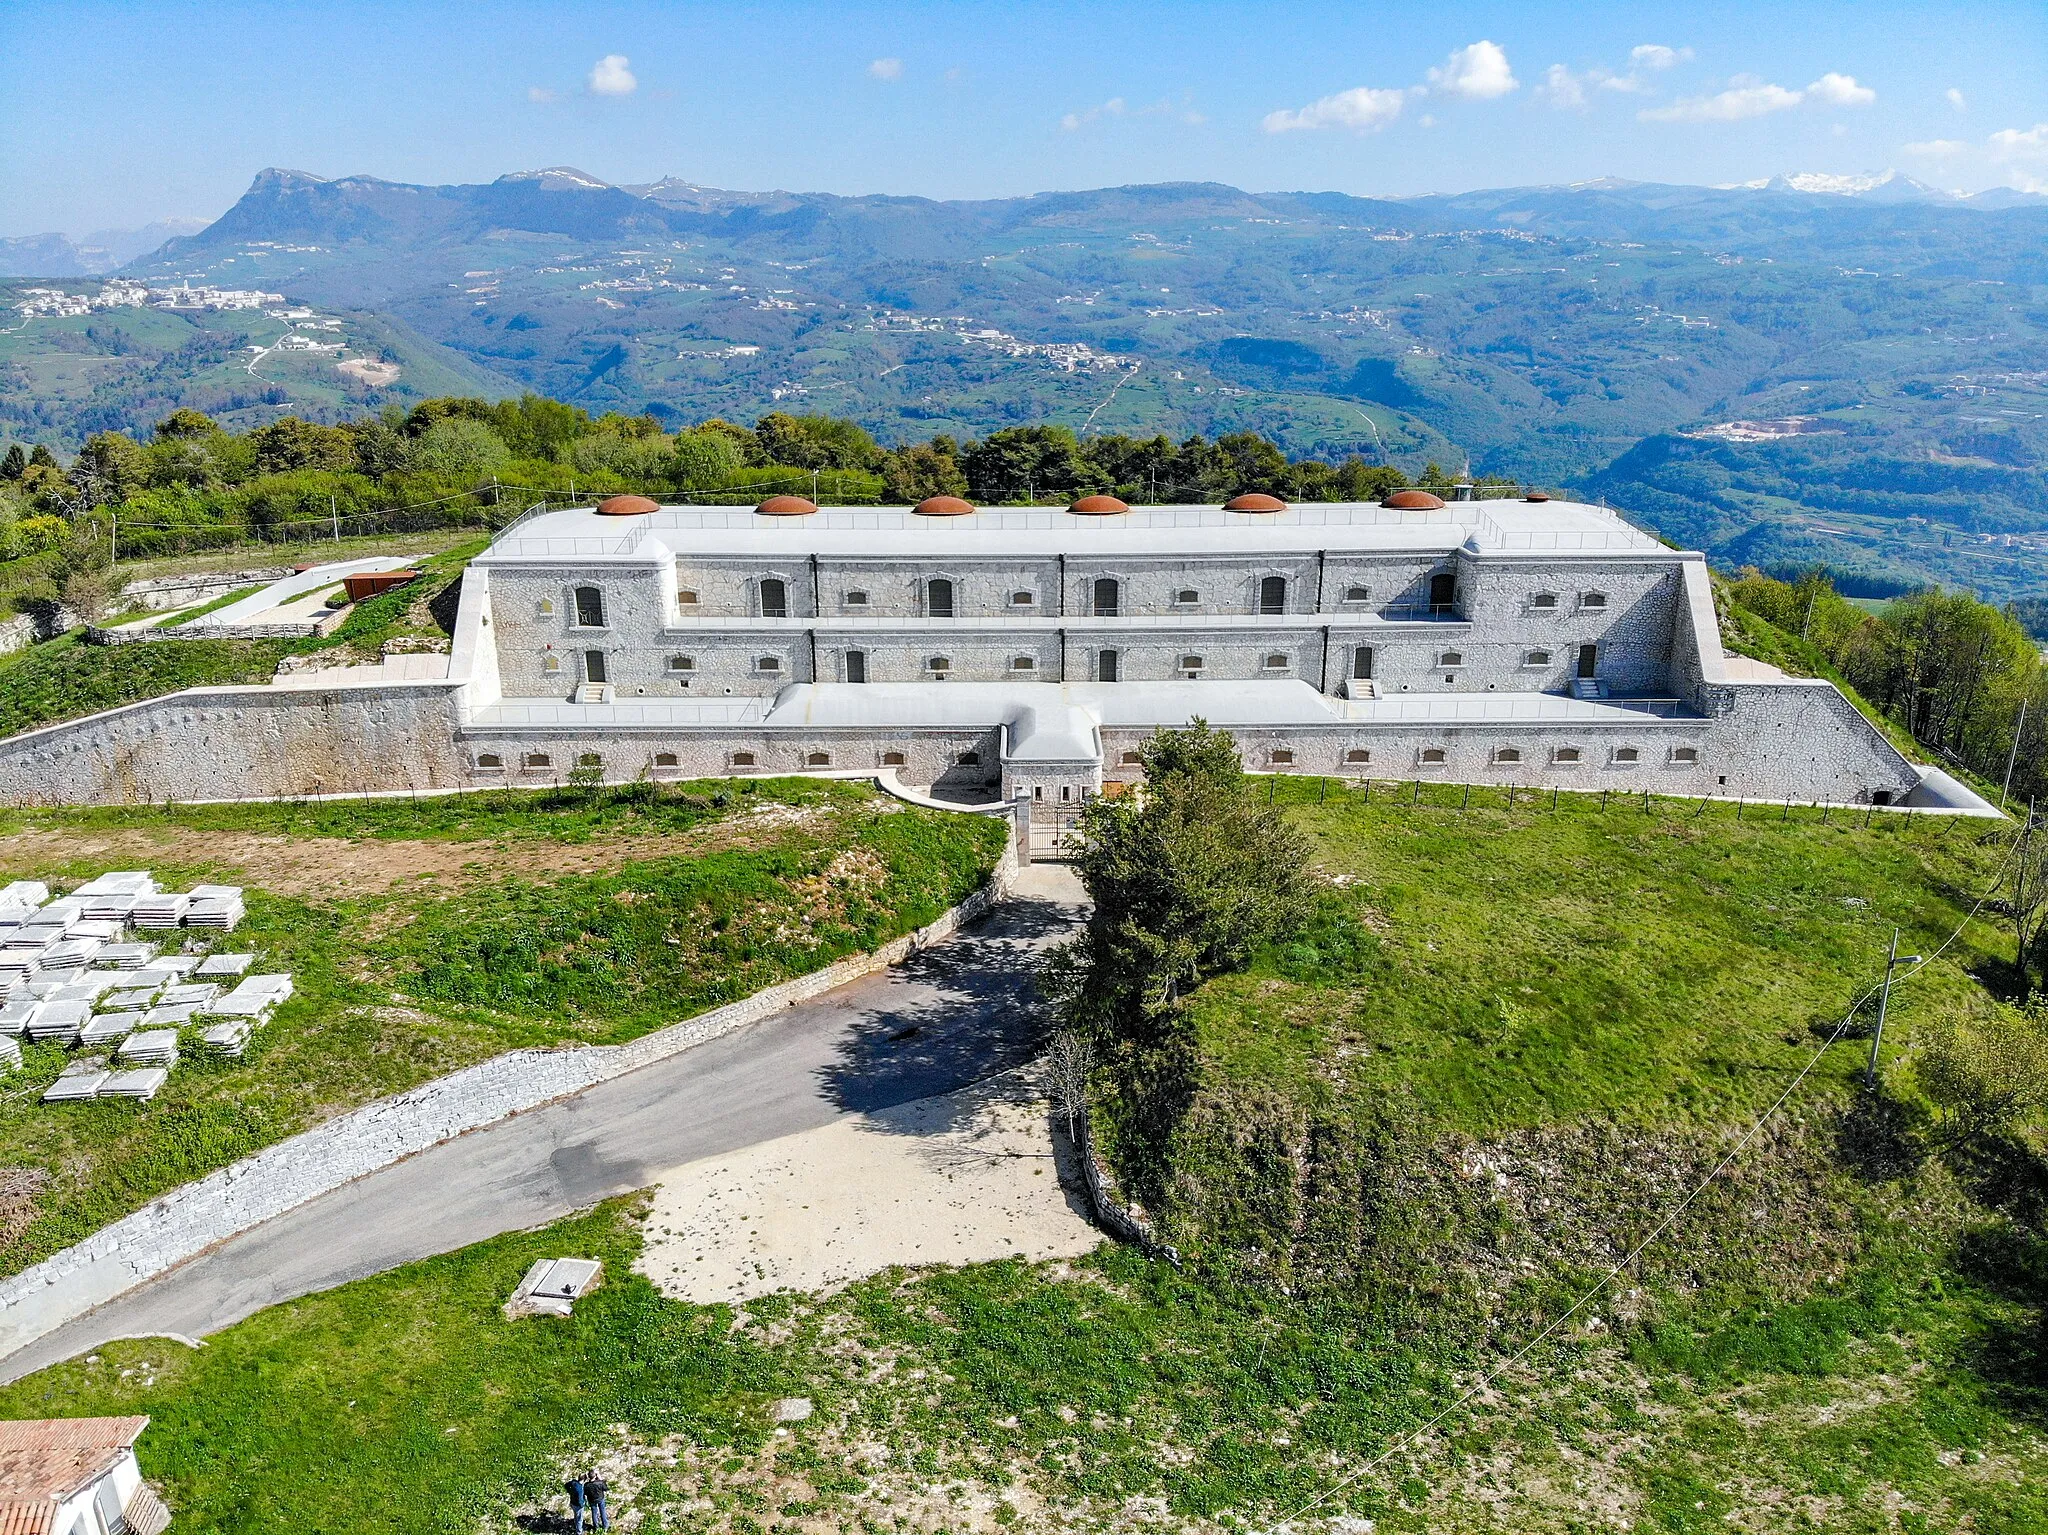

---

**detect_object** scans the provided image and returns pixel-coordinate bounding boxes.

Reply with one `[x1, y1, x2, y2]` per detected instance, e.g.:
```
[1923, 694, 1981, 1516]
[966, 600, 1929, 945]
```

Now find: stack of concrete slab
[75, 872, 159, 923]
[42, 1068, 108, 1103]
[194, 953, 254, 979]
[0, 999, 37, 1036]
[130, 893, 191, 929]
[0, 881, 49, 913]
[208, 974, 292, 1020]
[198, 1020, 253, 1058]
[101, 984, 160, 1011]
[98, 943, 158, 970]
[100, 1067, 168, 1101]
[78, 1010, 145, 1048]
[184, 885, 246, 931]
[157, 982, 219, 1010]
[141, 1003, 199, 1030]
[26, 1000, 90, 1045]
[118, 1029, 179, 1068]
[0, 1037, 20, 1072]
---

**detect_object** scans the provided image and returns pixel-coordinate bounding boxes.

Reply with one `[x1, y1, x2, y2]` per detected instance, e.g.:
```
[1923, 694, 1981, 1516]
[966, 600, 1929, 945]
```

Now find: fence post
[1411, 779, 1421, 806]
[1736, 798, 1744, 821]
[1463, 783, 1472, 810]
[1601, 788, 1609, 811]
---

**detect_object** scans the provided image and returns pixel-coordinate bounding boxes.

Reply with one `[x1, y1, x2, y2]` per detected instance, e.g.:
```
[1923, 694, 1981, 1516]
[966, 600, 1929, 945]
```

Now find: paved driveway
[0, 865, 1085, 1384]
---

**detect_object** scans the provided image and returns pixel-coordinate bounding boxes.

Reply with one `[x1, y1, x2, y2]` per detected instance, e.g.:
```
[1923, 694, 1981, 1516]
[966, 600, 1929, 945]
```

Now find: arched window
[1179, 654, 1205, 673]
[574, 586, 605, 627]
[654, 752, 678, 768]
[1096, 649, 1120, 682]
[759, 577, 788, 618]
[806, 751, 832, 767]
[1120, 751, 1143, 766]
[1524, 649, 1552, 667]
[537, 598, 555, 617]
[577, 752, 602, 769]
[1419, 747, 1447, 765]
[1343, 585, 1370, 603]
[1093, 577, 1120, 616]
[1580, 591, 1609, 611]
[844, 589, 868, 608]
[542, 654, 561, 674]
[1010, 589, 1036, 606]
[1270, 748, 1295, 766]
[1531, 592, 1559, 610]
[1345, 748, 1371, 764]
[667, 655, 695, 673]
[475, 753, 503, 770]
[882, 750, 907, 767]
[1259, 575, 1287, 614]
[675, 589, 699, 606]
[731, 751, 756, 768]
[1429, 572, 1456, 611]
[960, 751, 981, 766]
[844, 650, 867, 684]
[1175, 588, 1200, 605]
[1264, 653, 1290, 671]
[1438, 650, 1464, 669]
[1010, 655, 1036, 672]
[1671, 746, 1699, 764]
[524, 752, 552, 770]
[1493, 747, 1522, 765]
[1554, 747, 1583, 765]
[1613, 746, 1640, 764]
[925, 655, 952, 674]
[755, 655, 784, 674]
[926, 578, 954, 617]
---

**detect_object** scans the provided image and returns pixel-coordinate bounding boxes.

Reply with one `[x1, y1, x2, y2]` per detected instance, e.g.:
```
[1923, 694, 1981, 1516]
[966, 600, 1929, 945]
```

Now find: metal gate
[1026, 805, 1084, 861]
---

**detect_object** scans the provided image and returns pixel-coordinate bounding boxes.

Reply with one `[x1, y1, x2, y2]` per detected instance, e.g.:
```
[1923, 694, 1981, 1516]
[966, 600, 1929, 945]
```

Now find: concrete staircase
[1571, 678, 1607, 701]
[576, 682, 613, 704]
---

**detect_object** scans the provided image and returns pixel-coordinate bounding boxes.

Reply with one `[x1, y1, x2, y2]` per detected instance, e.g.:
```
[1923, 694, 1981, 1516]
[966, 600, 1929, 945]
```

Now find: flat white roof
[478, 500, 1669, 564]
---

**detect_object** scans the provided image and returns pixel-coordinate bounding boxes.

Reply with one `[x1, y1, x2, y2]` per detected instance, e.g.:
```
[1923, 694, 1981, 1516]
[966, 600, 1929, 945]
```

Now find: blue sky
[3, 0, 2044, 237]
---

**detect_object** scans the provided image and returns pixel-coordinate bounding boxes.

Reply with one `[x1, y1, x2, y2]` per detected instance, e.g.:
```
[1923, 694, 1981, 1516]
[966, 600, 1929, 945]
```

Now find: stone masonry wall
[0, 838, 1021, 1366]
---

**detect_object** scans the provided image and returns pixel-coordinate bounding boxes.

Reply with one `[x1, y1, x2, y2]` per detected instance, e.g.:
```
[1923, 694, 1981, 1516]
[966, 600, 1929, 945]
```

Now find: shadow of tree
[1951, 1223, 2048, 1429]
[814, 889, 1081, 1131]
[1834, 1086, 1929, 1182]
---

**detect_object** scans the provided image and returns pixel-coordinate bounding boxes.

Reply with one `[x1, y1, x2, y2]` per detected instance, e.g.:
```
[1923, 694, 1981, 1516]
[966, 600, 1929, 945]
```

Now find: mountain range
[3, 166, 2045, 599]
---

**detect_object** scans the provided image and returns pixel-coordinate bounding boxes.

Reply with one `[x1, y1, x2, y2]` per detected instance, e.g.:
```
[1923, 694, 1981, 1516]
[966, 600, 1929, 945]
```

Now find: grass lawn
[0, 779, 1007, 1276]
[0, 787, 2040, 1534]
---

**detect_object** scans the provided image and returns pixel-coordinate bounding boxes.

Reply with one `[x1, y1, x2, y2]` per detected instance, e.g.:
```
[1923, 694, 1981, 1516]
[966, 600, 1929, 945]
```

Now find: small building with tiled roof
[0, 1417, 168, 1535]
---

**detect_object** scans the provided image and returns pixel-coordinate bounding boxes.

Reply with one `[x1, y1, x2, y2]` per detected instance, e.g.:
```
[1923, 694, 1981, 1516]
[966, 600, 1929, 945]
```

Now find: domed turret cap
[755, 494, 818, 516]
[1224, 492, 1287, 512]
[595, 494, 659, 516]
[913, 495, 975, 516]
[1067, 494, 1129, 516]
[1381, 488, 1447, 509]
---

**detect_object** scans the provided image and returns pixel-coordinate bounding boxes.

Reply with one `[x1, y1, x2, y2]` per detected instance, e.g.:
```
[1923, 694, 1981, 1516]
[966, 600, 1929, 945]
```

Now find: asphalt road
[0, 864, 1085, 1384]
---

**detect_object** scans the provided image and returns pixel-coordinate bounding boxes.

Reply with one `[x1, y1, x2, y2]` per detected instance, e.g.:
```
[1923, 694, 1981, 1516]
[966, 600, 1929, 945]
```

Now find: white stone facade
[0, 496, 1959, 810]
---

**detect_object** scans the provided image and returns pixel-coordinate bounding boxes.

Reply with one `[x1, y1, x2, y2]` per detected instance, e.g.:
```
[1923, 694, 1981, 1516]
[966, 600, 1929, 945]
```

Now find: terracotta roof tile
[0, 1417, 147, 1517]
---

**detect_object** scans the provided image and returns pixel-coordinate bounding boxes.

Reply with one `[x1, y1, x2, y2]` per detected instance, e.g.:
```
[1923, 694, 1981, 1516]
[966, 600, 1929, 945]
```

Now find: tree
[27, 445, 57, 471]
[401, 397, 497, 437]
[962, 425, 1103, 503]
[2008, 810, 2048, 1001]
[753, 412, 882, 471]
[69, 432, 147, 509]
[491, 394, 590, 459]
[0, 445, 23, 481]
[248, 416, 355, 475]
[410, 417, 511, 481]
[883, 439, 969, 503]
[1918, 1003, 2048, 1140]
[152, 408, 219, 441]
[1045, 722, 1317, 1047]
[695, 418, 762, 465]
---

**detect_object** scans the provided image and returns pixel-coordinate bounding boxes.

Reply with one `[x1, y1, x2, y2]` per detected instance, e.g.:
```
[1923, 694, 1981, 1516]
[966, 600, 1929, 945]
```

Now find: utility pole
[1865, 926, 1923, 1091]
[2000, 695, 2029, 812]
[331, 492, 340, 542]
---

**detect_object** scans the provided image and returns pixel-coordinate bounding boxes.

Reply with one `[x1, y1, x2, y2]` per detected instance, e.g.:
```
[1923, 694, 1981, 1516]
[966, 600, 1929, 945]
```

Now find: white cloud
[1262, 85, 1408, 134]
[1807, 72, 1875, 107]
[1902, 138, 1966, 157]
[1989, 122, 2048, 188]
[1641, 80, 1803, 122]
[527, 86, 558, 105]
[1640, 71, 1873, 123]
[1629, 44, 1692, 70]
[1428, 40, 1517, 99]
[1063, 95, 1204, 132]
[586, 54, 636, 96]
[1540, 64, 1587, 111]
[868, 57, 903, 81]
[1946, 87, 1967, 112]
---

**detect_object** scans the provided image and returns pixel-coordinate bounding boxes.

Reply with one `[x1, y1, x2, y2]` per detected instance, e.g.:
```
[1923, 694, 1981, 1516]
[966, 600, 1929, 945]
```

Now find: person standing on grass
[565, 1476, 588, 1533]
[584, 1471, 610, 1530]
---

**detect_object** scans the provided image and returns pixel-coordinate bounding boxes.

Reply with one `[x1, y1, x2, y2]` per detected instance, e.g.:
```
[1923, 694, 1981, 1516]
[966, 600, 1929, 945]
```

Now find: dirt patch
[0, 803, 844, 902]
[636, 1064, 1102, 1305]
[0, 1169, 48, 1250]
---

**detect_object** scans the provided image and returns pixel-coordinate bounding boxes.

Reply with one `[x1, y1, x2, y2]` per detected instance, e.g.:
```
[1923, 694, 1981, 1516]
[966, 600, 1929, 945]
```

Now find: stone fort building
[0, 488, 1985, 812]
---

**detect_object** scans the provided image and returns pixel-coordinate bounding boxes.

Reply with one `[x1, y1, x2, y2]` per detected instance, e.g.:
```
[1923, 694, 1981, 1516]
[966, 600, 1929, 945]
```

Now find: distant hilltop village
[13, 281, 284, 319]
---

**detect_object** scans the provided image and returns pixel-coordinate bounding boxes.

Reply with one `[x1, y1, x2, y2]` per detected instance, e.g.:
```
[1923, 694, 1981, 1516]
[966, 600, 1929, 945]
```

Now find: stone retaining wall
[0, 838, 1020, 1364]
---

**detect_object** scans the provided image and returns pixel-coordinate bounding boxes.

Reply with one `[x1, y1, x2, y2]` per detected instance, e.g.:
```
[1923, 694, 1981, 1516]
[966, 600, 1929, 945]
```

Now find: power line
[1280, 825, 2022, 1525]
